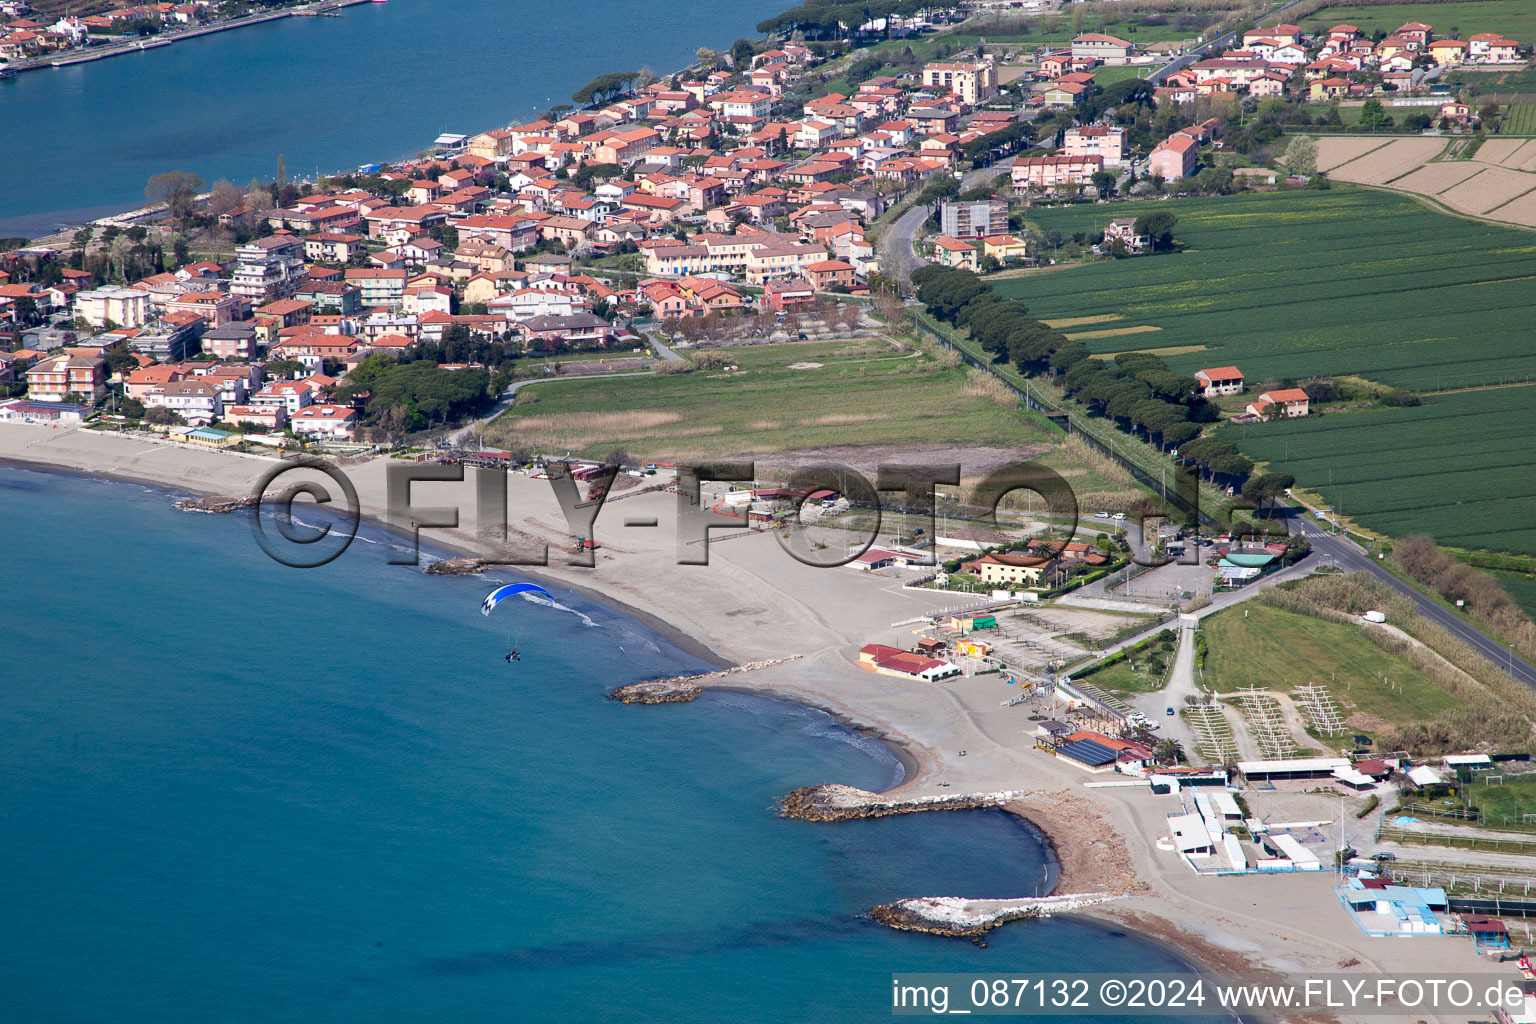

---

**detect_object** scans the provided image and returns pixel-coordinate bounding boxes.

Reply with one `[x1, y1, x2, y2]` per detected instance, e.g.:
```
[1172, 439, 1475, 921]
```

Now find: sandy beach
[0, 422, 1502, 1020]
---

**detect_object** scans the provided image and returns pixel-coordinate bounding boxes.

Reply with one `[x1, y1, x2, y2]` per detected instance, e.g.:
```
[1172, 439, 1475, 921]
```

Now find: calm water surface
[0, 466, 1206, 1021]
[0, 0, 776, 234]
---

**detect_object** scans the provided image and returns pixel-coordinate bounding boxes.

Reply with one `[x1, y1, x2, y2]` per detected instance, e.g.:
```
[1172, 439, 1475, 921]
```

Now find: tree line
[911, 263, 1261, 485]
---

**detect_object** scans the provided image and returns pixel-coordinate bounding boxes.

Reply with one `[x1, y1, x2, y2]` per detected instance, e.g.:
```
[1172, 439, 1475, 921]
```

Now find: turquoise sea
[0, 466, 1201, 1022]
[0, 0, 776, 235]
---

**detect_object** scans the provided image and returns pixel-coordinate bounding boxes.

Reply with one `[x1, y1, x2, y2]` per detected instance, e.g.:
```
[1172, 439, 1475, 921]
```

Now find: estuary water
[0, 465, 1199, 1022]
[0, 0, 775, 235]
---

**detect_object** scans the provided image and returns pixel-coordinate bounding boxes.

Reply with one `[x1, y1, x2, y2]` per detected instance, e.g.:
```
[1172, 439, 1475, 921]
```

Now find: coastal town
[5, 0, 1536, 1019]
[1, 0, 1527, 438]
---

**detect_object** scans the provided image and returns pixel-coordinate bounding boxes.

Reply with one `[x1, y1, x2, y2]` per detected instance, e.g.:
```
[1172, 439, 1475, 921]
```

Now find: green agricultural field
[1091, 65, 1150, 86]
[1501, 104, 1536, 135]
[1300, 1, 1536, 42]
[1227, 386, 1536, 555]
[1201, 603, 1462, 729]
[1007, 189, 1536, 392]
[1488, 570, 1536, 621]
[484, 338, 1059, 462]
[1007, 188, 1536, 554]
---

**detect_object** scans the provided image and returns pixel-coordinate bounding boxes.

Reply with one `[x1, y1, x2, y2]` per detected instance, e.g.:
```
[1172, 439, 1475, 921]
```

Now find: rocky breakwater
[871, 893, 1127, 938]
[175, 493, 268, 513]
[424, 557, 489, 575]
[777, 783, 1024, 823]
[608, 656, 802, 704]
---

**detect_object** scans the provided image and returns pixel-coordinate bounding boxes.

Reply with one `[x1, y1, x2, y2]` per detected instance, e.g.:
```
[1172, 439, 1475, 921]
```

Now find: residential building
[1194, 366, 1244, 396]
[920, 59, 996, 104]
[128, 316, 203, 362]
[980, 234, 1030, 262]
[1011, 154, 1103, 190]
[232, 237, 305, 302]
[222, 404, 288, 431]
[1071, 33, 1135, 64]
[519, 312, 614, 348]
[344, 268, 408, 308]
[1148, 134, 1199, 181]
[931, 235, 978, 271]
[1103, 219, 1149, 252]
[804, 259, 856, 291]
[939, 198, 1008, 239]
[74, 286, 150, 328]
[143, 378, 223, 425]
[1248, 388, 1309, 418]
[762, 276, 816, 312]
[290, 404, 357, 439]
[1063, 125, 1129, 167]
[960, 552, 1050, 587]
[26, 351, 106, 403]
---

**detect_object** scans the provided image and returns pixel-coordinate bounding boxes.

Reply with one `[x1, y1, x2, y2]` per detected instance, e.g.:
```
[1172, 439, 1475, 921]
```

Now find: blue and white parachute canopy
[481, 582, 554, 616]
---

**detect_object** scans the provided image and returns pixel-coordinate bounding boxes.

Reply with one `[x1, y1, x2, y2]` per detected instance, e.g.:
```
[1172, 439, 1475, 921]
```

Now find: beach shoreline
[0, 427, 1498, 1020]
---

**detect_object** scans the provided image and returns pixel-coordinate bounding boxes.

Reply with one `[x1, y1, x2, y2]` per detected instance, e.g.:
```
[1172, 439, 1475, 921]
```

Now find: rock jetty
[871, 893, 1125, 938]
[175, 493, 266, 513]
[778, 783, 1024, 822]
[607, 656, 802, 704]
[425, 556, 489, 575]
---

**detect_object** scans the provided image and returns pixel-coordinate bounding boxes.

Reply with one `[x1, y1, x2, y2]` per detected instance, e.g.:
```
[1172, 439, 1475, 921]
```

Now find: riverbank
[0, 425, 1498, 1020]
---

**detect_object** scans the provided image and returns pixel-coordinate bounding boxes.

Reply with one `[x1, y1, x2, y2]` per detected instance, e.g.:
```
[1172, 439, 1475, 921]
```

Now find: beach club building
[0, 399, 87, 425]
[856, 643, 961, 682]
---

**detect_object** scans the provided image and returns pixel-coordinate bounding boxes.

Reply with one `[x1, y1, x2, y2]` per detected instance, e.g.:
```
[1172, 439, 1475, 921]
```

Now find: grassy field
[1300, 1, 1536, 41]
[1003, 188, 1536, 553]
[1083, 658, 1167, 694]
[1091, 65, 1151, 86]
[1501, 103, 1536, 134]
[1225, 386, 1536, 555]
[1201, 603, 1461, 730]
[1465, 776, 1536, 828]
[484, 338, 1059, 461]
[1008, 189, 1536, 392]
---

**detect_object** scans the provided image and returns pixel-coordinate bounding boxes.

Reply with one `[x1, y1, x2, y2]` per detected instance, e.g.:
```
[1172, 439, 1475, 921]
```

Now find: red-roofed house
[1148, 134, 1199, 181]
[1247, 388, 1309, 419]
[1194, 366, 1244, 396]
[856, 643, 961, 681]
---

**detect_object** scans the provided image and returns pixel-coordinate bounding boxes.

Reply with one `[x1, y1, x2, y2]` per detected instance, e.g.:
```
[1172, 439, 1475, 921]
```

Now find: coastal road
[1281, 507, 1536, 689]
[446, 370, 652, 449]
[878, 160, 1015, 286]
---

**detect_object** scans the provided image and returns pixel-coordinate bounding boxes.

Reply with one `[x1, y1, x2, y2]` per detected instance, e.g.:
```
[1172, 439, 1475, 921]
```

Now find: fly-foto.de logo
[247, 455, 1220, 571]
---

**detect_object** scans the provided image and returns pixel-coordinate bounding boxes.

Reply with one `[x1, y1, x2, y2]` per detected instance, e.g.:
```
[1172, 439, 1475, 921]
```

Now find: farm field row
[1318, 135, 1536, 225]
[1222, 386, 1536, 555]
[1008, 188, 1536, 391]
[1007, 188, 1536, 555]
[1502, 104, 1536, 135]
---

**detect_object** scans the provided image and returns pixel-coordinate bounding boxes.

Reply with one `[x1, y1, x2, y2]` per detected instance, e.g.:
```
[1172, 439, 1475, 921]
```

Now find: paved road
[878, 160, 1014, 285]
[1281, 506, 1536, 689]
[1147, 0, 1314, 85]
